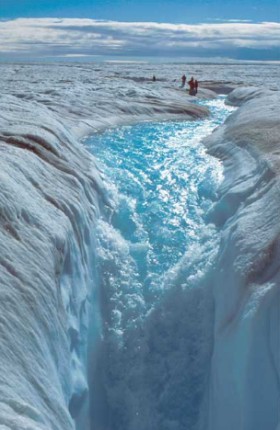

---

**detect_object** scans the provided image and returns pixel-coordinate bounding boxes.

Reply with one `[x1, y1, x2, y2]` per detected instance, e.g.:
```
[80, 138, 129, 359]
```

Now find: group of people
[151, 73, 199, 96]
[181, 74, 198, 95]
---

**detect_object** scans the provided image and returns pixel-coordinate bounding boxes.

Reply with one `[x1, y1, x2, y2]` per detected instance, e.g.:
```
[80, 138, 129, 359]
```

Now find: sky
[0, 0, 279, 61]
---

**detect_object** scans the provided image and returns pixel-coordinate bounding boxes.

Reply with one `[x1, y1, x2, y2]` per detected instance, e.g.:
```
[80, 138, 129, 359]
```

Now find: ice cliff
[0, 94, 106, 429]
[203, 87, 280, 430]
[0, 64, 279, 430]
[0, 68, 210, 430]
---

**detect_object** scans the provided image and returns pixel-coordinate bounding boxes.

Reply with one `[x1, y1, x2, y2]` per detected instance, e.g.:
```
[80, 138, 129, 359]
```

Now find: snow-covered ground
[0, 63, 279, 430]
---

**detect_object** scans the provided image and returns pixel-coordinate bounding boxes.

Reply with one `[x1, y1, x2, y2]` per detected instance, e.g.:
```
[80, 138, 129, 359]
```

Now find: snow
[0, 63, 279, 429]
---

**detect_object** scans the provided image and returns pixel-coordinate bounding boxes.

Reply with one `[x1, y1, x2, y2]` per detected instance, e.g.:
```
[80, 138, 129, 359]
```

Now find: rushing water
[87, 98, 233, 298]
[86, 97, 235, 430]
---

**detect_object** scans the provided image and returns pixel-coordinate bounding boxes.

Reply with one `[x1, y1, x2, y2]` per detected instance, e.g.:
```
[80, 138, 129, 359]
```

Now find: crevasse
[0, 72, 211, 430]
[0, 68, 279, 430]
[85, 98, 234, 429]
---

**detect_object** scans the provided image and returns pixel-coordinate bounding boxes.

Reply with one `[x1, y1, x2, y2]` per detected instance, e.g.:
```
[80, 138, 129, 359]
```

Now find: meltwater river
[85, 97, 235, 430]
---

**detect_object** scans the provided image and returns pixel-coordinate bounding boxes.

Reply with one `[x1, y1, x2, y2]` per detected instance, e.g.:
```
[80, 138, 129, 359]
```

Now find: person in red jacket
[188, 77, 195, 95]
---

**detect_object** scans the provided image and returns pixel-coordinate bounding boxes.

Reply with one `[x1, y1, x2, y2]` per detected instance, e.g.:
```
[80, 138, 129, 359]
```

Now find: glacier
[203, 87, 280, 430]
[0, 65, 212, 429]
[0, 63, 279, 430]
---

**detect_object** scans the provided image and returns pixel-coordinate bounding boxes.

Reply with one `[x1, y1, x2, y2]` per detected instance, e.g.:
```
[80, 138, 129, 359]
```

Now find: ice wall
[203, 87, 280, 430]
[0, 66, 211, 429]
[0, 94, 107, 429]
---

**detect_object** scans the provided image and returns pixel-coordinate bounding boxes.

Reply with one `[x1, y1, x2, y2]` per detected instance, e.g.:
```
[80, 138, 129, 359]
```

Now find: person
[194, 79, 198, 94]
[181, 74, 186, 87]
[152, 75, 156, 82]
[188, 77, 195, 95]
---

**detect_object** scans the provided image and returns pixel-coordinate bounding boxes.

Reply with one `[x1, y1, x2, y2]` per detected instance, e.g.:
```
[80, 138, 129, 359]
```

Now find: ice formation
[203, 87, 280, 430]
[0, 66, 212, 429]
[0, 94, 105, 429]
[0, 64, 279, 430]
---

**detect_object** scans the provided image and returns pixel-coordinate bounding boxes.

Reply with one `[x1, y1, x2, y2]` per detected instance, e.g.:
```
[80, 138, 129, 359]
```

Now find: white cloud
[0, 18, 279, 59]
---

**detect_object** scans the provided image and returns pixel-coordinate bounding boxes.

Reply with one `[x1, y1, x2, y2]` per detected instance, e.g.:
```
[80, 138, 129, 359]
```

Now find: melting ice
[85, 98, 235, 430]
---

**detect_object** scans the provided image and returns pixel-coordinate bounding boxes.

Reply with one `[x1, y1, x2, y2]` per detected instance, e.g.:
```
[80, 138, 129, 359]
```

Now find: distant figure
[181, 74, 186, 87]
[152, 75, 156, 82]
[194, 79, 198, 94]
[188, 77, 196, 96]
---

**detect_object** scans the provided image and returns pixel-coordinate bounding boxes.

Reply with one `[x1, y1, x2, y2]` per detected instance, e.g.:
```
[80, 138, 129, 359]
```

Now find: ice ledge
[202, 87, 280, 430]
[226, 86, 268, 106]
[0, 96, 106, 429]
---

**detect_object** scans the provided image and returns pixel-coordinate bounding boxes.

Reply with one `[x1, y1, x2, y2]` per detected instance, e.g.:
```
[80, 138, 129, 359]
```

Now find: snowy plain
[0, 62, 279, 430]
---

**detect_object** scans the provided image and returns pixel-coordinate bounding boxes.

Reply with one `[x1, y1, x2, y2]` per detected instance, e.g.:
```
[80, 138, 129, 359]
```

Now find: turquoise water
[87, 98, 233, 298]
[86, 97, 235, 430]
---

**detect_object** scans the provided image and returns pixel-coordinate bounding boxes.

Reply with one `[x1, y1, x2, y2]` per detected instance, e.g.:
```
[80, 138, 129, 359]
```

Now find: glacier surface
[0, 63, 279, 430]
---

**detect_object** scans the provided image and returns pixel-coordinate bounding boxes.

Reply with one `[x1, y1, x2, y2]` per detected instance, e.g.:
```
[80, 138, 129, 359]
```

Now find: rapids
[85, 98, 235, 430]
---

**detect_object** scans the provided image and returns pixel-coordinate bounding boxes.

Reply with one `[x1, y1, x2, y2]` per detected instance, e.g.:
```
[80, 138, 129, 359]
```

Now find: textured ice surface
[0, 64, 214, 429]
[204, 87, 280, 430]
[0, 63, 279, 430]
[0, 94, 107, 429]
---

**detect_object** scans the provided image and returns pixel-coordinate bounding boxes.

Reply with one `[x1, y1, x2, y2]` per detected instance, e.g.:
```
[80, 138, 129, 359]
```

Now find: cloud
[0, 18, 279, 60]
[213, 19, 253, 23]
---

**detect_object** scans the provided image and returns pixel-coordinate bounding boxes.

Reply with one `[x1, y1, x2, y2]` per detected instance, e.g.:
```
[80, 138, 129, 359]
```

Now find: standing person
[188, 77, 195, 95]
[181, 74, 186, 87]
[152, 75, 156, 82]
[194, 79, 198, 94]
